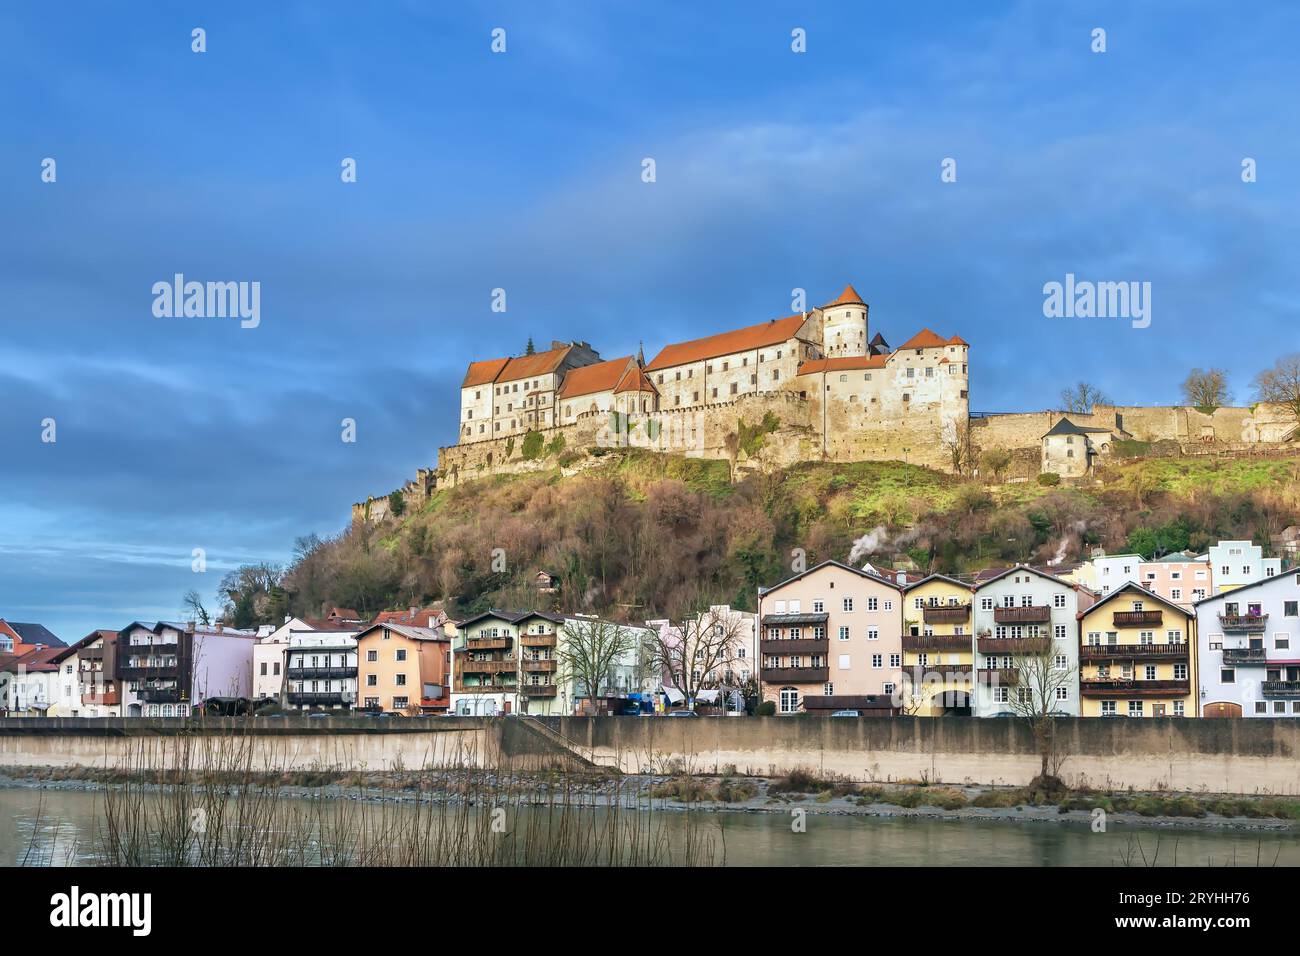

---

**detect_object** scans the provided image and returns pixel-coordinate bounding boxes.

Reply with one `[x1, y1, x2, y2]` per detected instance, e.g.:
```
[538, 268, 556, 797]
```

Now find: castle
[350, 283, 1296, 523]
[449, 283, 969, 472]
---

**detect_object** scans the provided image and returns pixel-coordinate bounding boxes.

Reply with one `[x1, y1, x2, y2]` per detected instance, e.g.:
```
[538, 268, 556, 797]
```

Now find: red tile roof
[497, 345, 575, 384]
[826, 284, 864, 306]
[557, 357, 634, 399]
[896, 328, 966, 350]
[614, 365, 659, 394]
[644, 315, 807, 371]
[796, 354, 888, 376]
[461, 357, 509, 388]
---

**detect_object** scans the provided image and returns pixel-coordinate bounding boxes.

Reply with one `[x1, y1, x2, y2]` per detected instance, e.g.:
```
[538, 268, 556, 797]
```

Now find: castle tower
[821, 284, 868, 358]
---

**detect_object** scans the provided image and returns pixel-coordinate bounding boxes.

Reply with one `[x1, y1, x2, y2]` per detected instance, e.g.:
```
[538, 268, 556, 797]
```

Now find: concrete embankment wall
[543, 716, 1300, 794]
[2, 716, 1298, 794]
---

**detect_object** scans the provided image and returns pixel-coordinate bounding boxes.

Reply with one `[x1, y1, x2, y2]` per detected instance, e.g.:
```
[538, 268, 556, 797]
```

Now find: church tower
[821, 284, 868, 358]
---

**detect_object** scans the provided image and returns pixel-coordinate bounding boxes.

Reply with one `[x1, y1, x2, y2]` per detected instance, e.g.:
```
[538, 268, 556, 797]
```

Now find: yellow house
[1078, 582, 1195, 718]
[901, 574, 975, 715]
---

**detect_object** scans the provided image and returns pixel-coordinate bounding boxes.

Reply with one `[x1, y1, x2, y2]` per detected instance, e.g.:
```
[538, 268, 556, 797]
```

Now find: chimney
[185, 621, 195, 636]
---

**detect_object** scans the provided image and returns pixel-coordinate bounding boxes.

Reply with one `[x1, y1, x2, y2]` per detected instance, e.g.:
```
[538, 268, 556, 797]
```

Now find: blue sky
[3, 1, 1298, 641]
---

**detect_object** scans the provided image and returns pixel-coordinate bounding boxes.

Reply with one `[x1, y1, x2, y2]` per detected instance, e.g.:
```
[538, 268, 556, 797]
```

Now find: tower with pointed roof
[821, 284, 868, 358]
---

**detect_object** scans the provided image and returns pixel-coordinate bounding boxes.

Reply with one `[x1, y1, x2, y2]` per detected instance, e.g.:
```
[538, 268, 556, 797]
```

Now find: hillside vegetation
[277, 450, 1300, 625]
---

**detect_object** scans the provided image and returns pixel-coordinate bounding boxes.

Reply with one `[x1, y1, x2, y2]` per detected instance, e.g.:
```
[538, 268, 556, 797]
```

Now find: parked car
[307, 712, 332, 719]
[989, 711, 1018, 718]
[830, 709, 861, 718]
[667, 710, 699, 718]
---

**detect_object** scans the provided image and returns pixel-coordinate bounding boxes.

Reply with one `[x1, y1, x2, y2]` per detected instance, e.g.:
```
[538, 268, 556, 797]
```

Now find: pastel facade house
[1040, 417, 1123, 478]
[59, 629, 122, 717]
[900, 574, 976, 716]
[1077, 582, 1196, 718]
[1207, 539, 1283, 593]
[1140, 554, 1212, 609]
[1089, 551, 1144, 596]
[972, 566, 1082, 717]
[355, 622, 452, 714]
[757, 560, 905, 716]
[449, 610, 566, 715]
[0, 647, 63, 715]
[1196, 569, 1300, 717]
[459, 342, 602, 443]
[253, 615, 318, 701]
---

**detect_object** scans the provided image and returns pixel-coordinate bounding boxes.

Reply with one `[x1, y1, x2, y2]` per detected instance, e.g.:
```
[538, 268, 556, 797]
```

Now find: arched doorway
[1203, 701, 1242, 718]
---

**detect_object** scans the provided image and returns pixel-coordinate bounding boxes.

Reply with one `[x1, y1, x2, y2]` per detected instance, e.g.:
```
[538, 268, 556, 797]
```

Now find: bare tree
[1060, 382, 1110, 414]
[980, 448, 1013, 482]
[1254, 353, 1300, 428]
[182, 590, 211, 627]
[556, 617, 639, 710]
[1003, 634, 1076, 791]
[643, 608, 748, 709]
[1180, 367, 1231, 411]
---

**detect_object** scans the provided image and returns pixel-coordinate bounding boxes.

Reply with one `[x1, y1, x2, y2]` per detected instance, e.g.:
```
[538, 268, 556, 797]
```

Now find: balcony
[465, 636, 512, 651]
[461, 658, 517, 674]
[922, 604, 970, 625]
[760, 666, 829, 684]
[125, 641, 179, 656]
[902, 634, 971, 653]
[119, 664, 180, 680]
[521, 658, 557, 673]
[1262, 681, 1300, 698]
[1113, 610, 1163, 627]
[455, 677, 517, 692]
[286, 666, 354, 680]
[82, 689, 120, 706]
[1219, 613, 1269, 633]
[140, 686, 182, 703]
[287, 691, 348, 706]
[521, 683, 558, 697]
[993, 606, 1052, 625]
[760, 638, 829, 656]
[519, 633, 557, 648]
[898, 663, 974, 681]
[1222, 647, 1267, 665]
[1080, 679, 1190, 698]
[1079, 643, 1188, 661]
[978, 636, 1051, 656]
[977, 667, 1019, 685]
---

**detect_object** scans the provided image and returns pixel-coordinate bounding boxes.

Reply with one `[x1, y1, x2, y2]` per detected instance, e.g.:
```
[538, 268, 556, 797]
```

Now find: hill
[272, 450, 1300, 626]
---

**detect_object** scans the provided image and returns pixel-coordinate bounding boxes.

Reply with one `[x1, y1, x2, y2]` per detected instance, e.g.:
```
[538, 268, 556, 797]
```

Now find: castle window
[925, 367, 933, 377]
[902, 394, 910, 402]
[712, 387, 718, 398]
[675, 371, 681, 380]
[750, 374, 756, 384]
[865, 373, 872, 381]
[906, 368, 914, 379]
[743, 357, 748, 366]
[722, 361, 729, 371]
[693, 391, 699, 402]
[707, 364, 713, 373]
[839, 374, 847, 382]
[675, 396, 681, 406]
[730, 383, 738, 395]
[772, 370, 779, 381]
[961, 390, 968, 398]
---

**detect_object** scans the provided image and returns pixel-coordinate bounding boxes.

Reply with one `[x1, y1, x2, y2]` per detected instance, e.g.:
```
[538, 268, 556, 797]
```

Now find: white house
[1207, 539, 1283, 593]
[1196, 568, 1300, 717]
[971, 565, 1082, 717]
[1090, 551, 1144, 596]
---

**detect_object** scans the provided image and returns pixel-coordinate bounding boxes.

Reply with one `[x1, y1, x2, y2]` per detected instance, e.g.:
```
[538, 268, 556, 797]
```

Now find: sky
[2, 1, 1298, 641]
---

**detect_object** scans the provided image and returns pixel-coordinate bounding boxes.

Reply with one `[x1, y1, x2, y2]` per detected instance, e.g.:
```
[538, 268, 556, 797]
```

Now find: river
[2, 786, 1296, 866]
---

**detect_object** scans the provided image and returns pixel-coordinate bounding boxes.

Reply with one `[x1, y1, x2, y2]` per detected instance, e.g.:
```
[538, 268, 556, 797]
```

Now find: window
[867, 597, 879, 611]
[1101, 700, 1117, 716]
[838, 626, 850, 641]
[1055, 686, 1069, 701]
[994, 687, 1008, 703]
[392, 697, 408, 710]
[779, 688, 799, 714]
[981, 597, 994, 610]
[1054, 625, 1067, 640]
[872, 654, 883, 668]
[395, 649, 407, 662]
[1173, 700, 1185, 717]
[868, 627, 879, 641]
[1287, 601, 1299, 617]
[1221, 668, 1235, 684]
[1173, 663, 1188, 680]
[366, 649, 377, 662]
[1127, 700, 1144, 717]
[842, 598, 854, 612]
[366, 674, 377, 686]
[812, 600, 824, 613]
[395, 674, 407, 686]
[1053, 593, 1067, 608]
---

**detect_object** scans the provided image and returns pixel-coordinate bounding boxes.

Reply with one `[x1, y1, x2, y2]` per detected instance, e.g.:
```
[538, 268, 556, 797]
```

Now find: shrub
[520, 430, 544, 460]
[756, 701, 776, 716]
[545, 433, 566, 456]
[1037, 472, 1061, 486]
[387, 491, 406, 517]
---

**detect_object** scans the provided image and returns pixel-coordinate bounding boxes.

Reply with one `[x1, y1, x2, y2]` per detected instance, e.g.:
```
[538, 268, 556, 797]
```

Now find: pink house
[1139, 554, 1212, 610]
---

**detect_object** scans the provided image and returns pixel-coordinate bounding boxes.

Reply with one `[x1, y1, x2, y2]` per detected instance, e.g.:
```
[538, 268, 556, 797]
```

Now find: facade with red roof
[458, 341, 601, 444]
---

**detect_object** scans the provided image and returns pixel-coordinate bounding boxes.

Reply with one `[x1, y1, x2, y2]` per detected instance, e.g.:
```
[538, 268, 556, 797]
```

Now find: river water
[3, 787, 1296, 867]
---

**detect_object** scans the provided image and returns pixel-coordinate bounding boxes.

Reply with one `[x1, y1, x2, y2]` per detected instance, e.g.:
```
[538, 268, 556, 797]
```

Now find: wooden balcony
[286, 666, 354, 680]
[140, 686, 183, 703]
[760, 666, 829, 684]
[521, 658, 557, 672]
[1079, 643, 1188, 661]
[760, 638, 829, 656]
[978, 636, 1051, 656]
[1080, 679, 1189, 698]
[1219, 613, 1268, 633]
[1112, 610, 1163, 627]
[1262, 681, 1300, 698]
[519, 633, 557, 647]
[119, 665, 181, 681]
[902, 634, 971, 653]
[465, 636, 512, 651]
[993, 606, 1051, 624]
[922, 604, 970, 624]
[81, 689, 120, 706]
[898, 663, 974, 681]
[521, 683, 557, 697]
[1222, 647, 1267, 665]
[288, 691, 349, 706]
[461, 658, 517, 674]
[977, 667, 1019, 685]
